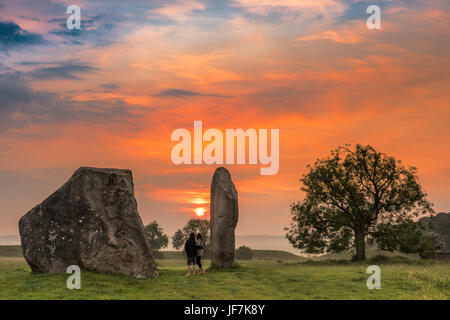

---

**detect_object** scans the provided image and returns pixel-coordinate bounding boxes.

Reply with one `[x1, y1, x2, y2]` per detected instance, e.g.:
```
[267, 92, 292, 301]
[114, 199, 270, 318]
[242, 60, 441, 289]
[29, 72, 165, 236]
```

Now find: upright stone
[19, 167, 159, 278]
[210, 167, 239, 268]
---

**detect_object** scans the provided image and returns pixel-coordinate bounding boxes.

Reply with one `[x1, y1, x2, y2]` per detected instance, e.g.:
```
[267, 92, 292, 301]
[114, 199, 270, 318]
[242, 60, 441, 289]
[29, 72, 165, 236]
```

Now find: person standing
[184, 233, 198, 276]
[196, 233, 205, 274]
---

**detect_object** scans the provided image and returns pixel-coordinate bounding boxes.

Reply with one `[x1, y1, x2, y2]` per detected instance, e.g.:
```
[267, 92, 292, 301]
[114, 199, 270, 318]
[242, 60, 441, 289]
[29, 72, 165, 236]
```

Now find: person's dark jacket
[184, 236, 198, 257]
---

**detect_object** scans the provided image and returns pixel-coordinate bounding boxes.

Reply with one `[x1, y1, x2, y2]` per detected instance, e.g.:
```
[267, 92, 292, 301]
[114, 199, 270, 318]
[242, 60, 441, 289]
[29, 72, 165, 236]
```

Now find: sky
[0, 0, 449, 238]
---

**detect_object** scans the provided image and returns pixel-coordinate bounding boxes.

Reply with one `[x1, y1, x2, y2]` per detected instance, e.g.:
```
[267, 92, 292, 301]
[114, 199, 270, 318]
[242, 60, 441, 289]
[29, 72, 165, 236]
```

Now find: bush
[235, 245, 253, 260]
[366, 254, 415, 265]
[301, 259, 353, 266]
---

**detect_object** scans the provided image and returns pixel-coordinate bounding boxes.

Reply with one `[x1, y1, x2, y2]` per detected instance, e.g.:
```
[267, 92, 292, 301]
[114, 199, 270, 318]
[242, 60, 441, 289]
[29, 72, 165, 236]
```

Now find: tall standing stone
[210, 167, 239, 268]
[19, 167, 159, 278]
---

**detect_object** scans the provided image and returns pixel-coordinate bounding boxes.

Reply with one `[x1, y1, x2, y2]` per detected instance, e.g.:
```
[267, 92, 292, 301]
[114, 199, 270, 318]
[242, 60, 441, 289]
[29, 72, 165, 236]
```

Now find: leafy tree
[285, 144, 434, 261]
[183, 218, 210, 246]
[373, 221, 435, 255]
[172, 229, 185, 250]
[172, 218, 210, 250]
[144, 221, 169, 251]
[235, 245, 253, 260]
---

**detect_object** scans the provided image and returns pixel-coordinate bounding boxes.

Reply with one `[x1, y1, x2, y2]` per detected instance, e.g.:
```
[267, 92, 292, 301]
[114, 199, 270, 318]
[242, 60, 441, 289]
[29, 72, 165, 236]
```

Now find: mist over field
[235, 235, 300, 254]
[0, 234, 300, 254]
[0, 235, 20, 245]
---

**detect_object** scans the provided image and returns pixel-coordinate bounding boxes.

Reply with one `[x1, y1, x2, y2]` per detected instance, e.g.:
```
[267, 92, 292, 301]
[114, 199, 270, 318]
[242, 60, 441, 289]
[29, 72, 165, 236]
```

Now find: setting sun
[194, 207, 206, 217]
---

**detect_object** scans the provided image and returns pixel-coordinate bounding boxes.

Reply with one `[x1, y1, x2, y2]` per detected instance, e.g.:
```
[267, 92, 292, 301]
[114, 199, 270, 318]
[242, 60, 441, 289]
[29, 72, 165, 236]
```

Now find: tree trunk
[354, 233, 366, 261]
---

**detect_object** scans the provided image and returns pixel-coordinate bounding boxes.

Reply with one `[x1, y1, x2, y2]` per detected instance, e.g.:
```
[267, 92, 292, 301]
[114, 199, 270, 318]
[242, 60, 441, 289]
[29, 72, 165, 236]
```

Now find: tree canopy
[235, 245, 253, 260]
[144, 221, 169, 251]
[172, 218, 210, 250]
[285, 144, 434, 261]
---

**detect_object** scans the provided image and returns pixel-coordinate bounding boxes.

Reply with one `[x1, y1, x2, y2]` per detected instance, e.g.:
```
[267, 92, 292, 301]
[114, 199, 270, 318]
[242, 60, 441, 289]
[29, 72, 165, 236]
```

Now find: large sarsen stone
[210, 167, 239, 268]
[19, 167, 159, 278]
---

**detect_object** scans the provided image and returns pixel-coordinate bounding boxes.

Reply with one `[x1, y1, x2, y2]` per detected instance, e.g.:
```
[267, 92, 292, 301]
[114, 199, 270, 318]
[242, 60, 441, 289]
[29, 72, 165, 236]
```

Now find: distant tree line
[145, 219, 255, 260]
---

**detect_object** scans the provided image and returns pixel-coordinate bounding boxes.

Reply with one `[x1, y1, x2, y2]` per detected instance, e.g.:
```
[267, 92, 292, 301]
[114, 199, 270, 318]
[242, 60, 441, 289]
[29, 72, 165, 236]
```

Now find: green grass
[0, 257, 448, 300]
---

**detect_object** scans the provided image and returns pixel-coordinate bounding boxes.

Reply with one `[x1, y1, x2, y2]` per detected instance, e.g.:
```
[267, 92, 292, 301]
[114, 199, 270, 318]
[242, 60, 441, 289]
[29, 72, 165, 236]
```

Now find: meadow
[0, 246, 448, 300]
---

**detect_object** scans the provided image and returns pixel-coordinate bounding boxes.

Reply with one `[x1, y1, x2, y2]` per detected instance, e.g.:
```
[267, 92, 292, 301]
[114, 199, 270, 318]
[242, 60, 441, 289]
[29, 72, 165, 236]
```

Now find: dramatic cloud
[0, 71, 138, 132]
[156, 88, 230, 98]
[100, 83, 119, 90]
[150, 0, 205, 20]
[230, 0, 346, 18]
[29, 62, 96, 80]
[0, 21, 45, 50]
[0, 72, 34, 112]
[19, 16, 41, 22]
[296, 25, 364, 44]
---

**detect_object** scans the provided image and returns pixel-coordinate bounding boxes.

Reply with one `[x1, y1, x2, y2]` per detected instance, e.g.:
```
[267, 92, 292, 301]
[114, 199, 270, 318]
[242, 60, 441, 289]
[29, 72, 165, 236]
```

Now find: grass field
[0, 255, 448, 300]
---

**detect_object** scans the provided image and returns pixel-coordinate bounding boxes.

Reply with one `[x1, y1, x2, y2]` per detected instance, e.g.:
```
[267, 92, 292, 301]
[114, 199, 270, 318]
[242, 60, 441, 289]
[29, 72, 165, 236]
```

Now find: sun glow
[194, 207, 206, 217]
[192, 197, 208, 205]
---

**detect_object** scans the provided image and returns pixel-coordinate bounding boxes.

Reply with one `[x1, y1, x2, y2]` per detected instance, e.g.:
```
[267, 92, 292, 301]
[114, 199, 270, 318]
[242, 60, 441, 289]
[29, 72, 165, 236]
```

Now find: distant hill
[251, 249, 304, 261]
[0, 235, 20, 245]
[236, 235, 302, 255]
[0, 234, 304, 255]
[420, 212, 450, 248]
